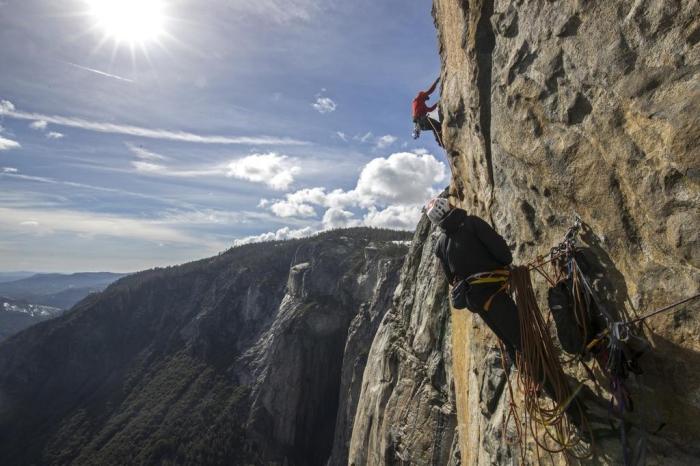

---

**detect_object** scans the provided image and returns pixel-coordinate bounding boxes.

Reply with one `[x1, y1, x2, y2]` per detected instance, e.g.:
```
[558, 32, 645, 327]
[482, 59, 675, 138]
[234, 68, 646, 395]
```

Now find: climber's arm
[425, 76, 440, 96]
[435, 236, 454, 284]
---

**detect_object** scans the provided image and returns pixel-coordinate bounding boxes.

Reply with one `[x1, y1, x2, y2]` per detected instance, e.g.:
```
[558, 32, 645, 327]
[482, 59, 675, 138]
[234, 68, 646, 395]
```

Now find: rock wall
[347, 217, 459, 465]
[431, 0, 700, 463]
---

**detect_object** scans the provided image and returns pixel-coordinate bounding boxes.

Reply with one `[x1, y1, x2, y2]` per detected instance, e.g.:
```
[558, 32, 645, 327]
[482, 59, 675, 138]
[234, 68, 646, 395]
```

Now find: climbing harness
[450, 269, 509, 311]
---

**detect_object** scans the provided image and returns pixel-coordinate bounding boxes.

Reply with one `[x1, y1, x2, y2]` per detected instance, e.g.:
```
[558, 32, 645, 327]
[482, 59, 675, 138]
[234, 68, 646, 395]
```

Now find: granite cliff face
[0, 229, 409, 466]
[346, 217, 458, 465]
[350, 1, 698, 464]
[439, 0, 699, 463]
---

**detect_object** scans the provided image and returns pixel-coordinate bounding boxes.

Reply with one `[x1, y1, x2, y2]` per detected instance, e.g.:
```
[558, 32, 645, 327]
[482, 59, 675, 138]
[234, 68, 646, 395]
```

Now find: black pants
[468, 284, 584, 426]
[468, 284, 522, 361]
[415, 115, 443, 147]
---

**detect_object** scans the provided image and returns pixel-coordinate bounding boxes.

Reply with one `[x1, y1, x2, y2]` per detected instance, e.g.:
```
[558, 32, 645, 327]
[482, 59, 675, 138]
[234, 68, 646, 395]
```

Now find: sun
[85, 0, 166, 45]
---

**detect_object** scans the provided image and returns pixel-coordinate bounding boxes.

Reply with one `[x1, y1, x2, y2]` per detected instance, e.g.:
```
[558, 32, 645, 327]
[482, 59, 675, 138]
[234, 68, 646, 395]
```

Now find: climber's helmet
[425, 197, 451, 225]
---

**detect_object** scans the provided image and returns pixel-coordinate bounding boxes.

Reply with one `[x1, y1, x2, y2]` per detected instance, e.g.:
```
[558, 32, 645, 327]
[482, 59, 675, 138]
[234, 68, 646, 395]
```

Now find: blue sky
[0, 0, 445, 272]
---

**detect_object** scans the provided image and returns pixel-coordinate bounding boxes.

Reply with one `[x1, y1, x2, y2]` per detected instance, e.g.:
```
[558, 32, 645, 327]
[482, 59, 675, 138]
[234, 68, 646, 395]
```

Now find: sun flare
[85, 0, 166, 45]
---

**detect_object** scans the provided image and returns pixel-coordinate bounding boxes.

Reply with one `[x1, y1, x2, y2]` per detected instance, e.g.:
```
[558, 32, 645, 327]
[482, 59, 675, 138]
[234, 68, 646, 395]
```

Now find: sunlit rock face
[431, 0, 699, 463]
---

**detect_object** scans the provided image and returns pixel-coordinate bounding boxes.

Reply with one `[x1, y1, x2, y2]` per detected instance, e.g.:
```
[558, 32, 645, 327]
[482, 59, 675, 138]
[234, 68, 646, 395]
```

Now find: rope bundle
[505, 266, 593, 460]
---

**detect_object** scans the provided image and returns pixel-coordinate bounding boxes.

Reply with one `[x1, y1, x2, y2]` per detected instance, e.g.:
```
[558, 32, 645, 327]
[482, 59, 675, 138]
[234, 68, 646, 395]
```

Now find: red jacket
[412, 79, 439, 119]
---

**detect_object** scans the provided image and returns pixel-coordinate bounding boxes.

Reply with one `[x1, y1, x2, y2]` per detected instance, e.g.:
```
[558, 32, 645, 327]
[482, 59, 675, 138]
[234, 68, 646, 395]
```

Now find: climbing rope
[509, 265, 593, 459]
[426, 116, 446, 149]
[622, 293, 700, 326]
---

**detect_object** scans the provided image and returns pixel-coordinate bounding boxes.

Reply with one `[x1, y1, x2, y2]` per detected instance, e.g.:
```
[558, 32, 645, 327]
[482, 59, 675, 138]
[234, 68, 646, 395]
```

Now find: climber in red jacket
[412, 77, 443, 147]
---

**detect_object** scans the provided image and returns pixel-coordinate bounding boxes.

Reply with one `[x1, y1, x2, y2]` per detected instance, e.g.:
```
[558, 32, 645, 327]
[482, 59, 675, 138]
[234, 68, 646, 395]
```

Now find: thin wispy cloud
[131, 161, 219, 177]
[28, 119, 64, 139]
[126, 143, 169, 161]
[64, 61, 135, 83]
[0, 206, 207, 245]
[0, 100, 309, 146]
[127, 151, 302, 190]
[1, 169, 171, 202]
[355, 131, 373, 143]
[230, 0, 321, 23]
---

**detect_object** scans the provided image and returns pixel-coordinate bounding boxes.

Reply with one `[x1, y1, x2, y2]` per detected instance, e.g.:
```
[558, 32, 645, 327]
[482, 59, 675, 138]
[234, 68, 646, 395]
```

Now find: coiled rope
[509, 265, 593, 459]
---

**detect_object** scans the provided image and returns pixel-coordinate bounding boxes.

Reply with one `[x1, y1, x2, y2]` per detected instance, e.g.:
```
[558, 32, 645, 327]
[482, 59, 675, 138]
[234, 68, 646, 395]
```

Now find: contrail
[63, 61, 135, 83]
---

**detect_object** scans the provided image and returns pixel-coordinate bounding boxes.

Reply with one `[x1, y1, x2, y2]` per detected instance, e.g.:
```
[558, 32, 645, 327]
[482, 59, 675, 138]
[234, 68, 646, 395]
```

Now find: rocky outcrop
[347, 217, 459, 466]
[0, 229, 410, 466]
[430, 0, 700, 463]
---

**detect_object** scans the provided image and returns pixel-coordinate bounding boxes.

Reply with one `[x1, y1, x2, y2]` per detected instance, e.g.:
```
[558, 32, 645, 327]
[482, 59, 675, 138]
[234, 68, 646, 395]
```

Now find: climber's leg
[418, 116, 444, 147]
[475, 290, 522, 355]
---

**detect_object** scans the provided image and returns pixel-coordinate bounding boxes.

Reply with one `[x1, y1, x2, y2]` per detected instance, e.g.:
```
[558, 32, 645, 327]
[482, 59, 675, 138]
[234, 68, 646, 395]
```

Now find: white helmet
[425, 197, 451, 225]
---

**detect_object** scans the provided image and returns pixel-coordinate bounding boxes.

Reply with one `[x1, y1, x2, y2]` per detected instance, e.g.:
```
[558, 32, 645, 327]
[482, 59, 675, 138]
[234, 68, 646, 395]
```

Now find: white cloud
[264, 152, 445, 223]
[323, 208, 359, 229]
[336, 131, 348, 141]
[46, 132, 64, 139]
[285, 187, 328, 205]
[1, 167, 18, 173]
[226, 153, 300, 190]
[375, 134, 397, 149]
[20, 220, 40, 227]
[0, 100, 307, 146]
[270, 200, 316, 218]
[259, 151, 444, 234]
[353, 152, 446, 206]
[0, 100, 14, 113]
[127, 143, 168, 160]
[363, 204, 423, 230]
[29, 120, 48, 131]
[0, 135, 21, 150]
[267, 187, 331, 219]
[233, 226, 318, 246]
[312, 96, 337, 114]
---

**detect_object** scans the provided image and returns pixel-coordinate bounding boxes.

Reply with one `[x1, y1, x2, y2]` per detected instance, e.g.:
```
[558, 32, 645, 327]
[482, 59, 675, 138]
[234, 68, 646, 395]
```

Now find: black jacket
[435, 208, 512, 284]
